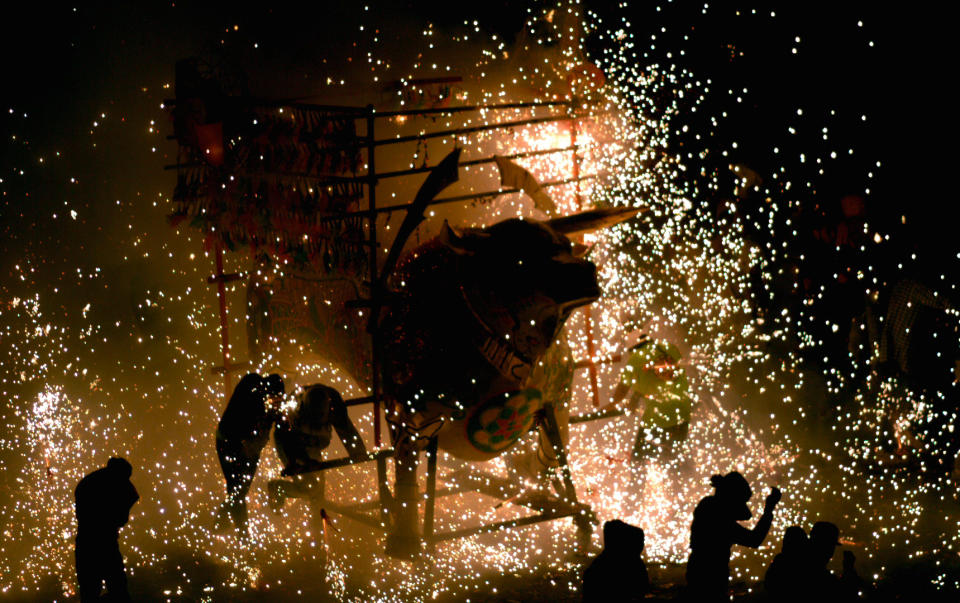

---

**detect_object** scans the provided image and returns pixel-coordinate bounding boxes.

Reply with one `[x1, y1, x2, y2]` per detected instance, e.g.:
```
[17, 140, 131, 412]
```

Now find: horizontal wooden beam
[321, 499, 388, 531]
[209, 362, 249, 375]
[569, 407, 626, 425]
[428, 509, 579, 543]
[164, 98, 569, 119]
[206, 272, 245, 285]
[334, 483, 474, 514]
[166, 146, 579, 188]
[372, 100, 569, 118]
[573, 353, 622, 369]
[164, 97, 365, 115]
[343, 394, 377, 406]
[281, 448, 394, 476]
[374, 145, 578, 180]
[373, 114, 571, 147]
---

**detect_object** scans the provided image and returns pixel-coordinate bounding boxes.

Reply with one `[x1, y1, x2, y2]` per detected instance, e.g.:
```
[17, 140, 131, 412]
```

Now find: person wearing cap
[582, 519, 649, 602]
[808, 521, 863, 601]
[74, 457, 140, 602]
[214, 372, 284, 538]
[685, 471, 781, 601]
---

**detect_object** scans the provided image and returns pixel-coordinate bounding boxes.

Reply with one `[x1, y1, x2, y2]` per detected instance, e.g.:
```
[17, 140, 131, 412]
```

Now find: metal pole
[214, 243, 231, 397]
[429, 510, 579, 543]
[423, 437, 439, 547]
[376, 453, 392, 526]
[366, 105, 382, 448]
[541, 402, 578, 503]
[374, 114, 571, 147]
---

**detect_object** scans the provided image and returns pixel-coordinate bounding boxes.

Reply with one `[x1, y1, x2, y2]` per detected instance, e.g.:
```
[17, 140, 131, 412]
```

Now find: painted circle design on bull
[466, 388, 542, 454]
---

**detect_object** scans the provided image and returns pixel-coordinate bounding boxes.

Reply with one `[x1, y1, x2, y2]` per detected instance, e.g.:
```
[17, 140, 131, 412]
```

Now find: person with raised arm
[686, 471, 781, 601]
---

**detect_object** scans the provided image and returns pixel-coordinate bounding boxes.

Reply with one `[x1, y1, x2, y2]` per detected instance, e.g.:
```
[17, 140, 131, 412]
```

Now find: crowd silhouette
[581, 471, 864, 602]
[73, 378, 866, 603]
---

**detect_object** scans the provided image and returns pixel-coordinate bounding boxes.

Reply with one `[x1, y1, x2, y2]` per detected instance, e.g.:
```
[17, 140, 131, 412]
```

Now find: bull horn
[438, 220, 463, 248]
[545, 206, 644, 236]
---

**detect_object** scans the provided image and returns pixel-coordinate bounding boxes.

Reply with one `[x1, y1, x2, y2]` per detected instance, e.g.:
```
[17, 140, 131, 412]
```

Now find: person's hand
[843, 550, 856, 571]
[764, 487, 782, 513]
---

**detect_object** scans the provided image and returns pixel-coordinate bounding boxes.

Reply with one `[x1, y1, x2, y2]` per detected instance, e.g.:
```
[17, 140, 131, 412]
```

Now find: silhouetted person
[686, 472, 781, 602]
[765, 525, 809, 602]
[808, 521, 862, 602]
[74, 457, 139, 603]
[215, 372, 284, 538]
[583, 520, 649, 602]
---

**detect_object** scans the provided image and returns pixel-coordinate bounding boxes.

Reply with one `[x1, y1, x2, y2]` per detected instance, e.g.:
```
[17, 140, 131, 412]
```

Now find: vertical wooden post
[570, 115, 601, 407]
[214, 242, 231, 397]
[540, 402, 577, 503]
[376, 453, 392, 526]
[423, 437, 439, 547]
[366, 105, 382, 448]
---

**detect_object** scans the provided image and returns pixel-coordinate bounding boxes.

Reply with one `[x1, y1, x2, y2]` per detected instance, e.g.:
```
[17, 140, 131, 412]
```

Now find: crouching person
[215, 372, 284, 538]
[269, 383, 367, 508]
[268, 383, 367, 549]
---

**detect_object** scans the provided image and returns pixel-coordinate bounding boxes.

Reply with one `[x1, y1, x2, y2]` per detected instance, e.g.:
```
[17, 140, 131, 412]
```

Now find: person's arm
[841, 551, 864, 599]
[909, 282, 952, 311]
[117, 482, 140, 527]
[731, 487, 781, 548]
[612, 381, 630, 405]
[606, 380, 645, 415]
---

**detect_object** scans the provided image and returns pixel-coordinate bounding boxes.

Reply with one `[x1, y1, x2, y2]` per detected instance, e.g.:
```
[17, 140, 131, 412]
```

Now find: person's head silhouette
[264, 374, 286, 414]
[710, 471, 753, 520]
[603, 519, 644, 554]
[782, 525, 808, 555]
[106, 457, 133, 479]
[264, 374, 285, 398]
[809, 521, 841, 567]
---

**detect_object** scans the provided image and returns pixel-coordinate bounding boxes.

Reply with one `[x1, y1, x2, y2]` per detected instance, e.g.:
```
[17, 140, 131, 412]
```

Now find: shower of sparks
[1, 1, 958, 601]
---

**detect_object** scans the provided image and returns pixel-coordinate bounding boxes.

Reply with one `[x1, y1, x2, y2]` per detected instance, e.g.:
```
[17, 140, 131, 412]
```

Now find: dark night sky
[1, 2, 955, 261]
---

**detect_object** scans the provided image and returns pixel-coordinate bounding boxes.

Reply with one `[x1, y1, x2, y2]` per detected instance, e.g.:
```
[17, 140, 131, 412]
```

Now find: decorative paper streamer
[170, 101, 366, 274]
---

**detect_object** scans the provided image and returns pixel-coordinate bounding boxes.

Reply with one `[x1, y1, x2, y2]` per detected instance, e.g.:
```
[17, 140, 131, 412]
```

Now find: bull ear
[571, 242, 593, 258]
[545, 206, 644, 237]
[438, 220, 470, 254]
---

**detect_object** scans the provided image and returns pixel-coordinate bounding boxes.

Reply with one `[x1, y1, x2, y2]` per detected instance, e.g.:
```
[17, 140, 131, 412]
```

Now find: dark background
[3, 1, 953, 258]
[0, 4, 956, 600]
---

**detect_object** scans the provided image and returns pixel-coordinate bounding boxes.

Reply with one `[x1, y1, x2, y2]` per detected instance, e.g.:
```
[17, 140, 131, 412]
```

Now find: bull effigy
[170, 57, 639, 558]
[250, 155, 637, 556]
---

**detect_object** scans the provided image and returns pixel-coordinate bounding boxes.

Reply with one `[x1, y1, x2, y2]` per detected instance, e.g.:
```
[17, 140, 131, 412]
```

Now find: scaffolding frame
[169, 94, 611, 551]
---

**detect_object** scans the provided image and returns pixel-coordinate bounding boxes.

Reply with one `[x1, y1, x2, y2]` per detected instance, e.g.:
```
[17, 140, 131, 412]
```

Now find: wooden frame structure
[168, 86, 612, 553]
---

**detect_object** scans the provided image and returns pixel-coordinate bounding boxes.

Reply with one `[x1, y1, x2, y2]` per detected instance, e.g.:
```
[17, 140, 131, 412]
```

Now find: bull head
[437, 211, 641, 362]
[440, 205, 640, 316]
